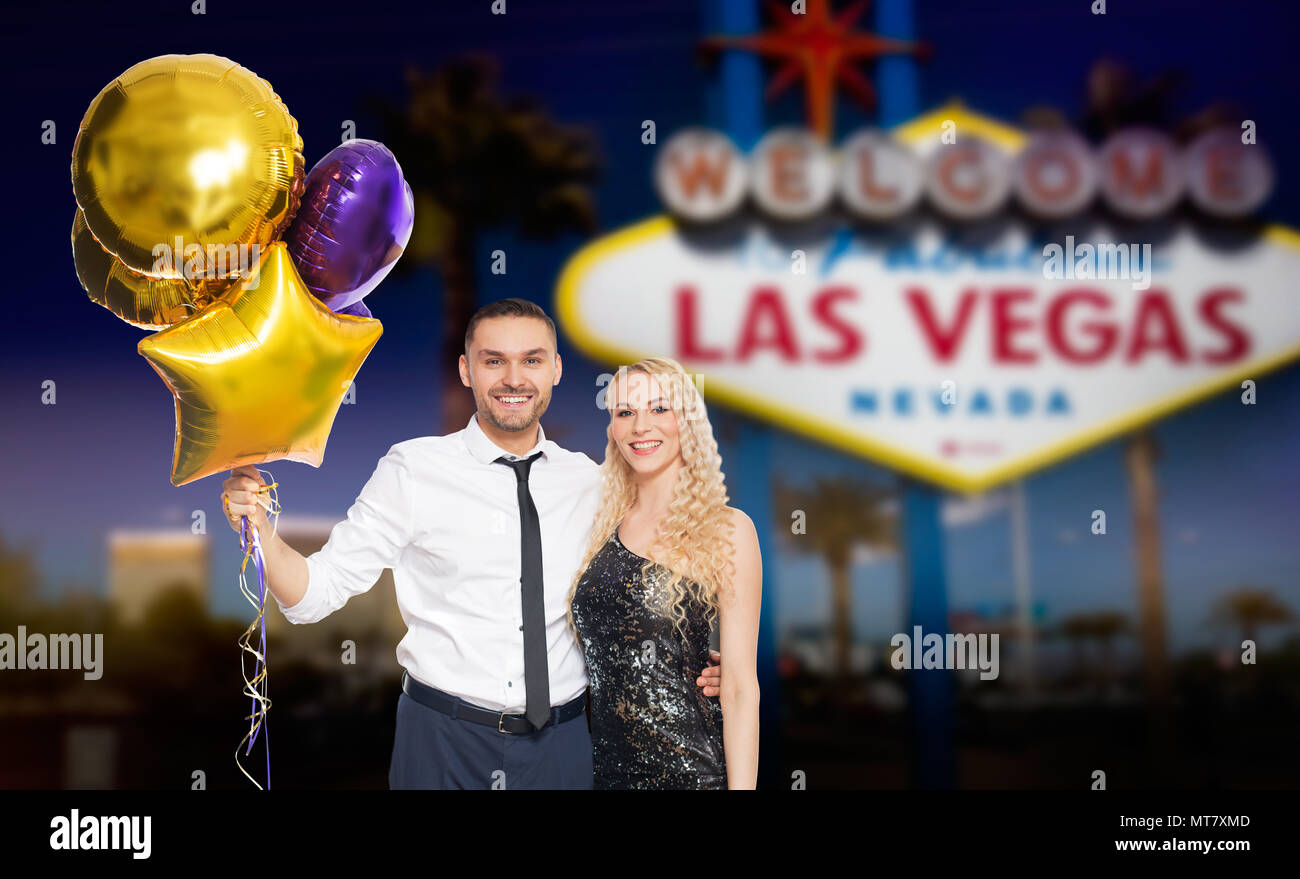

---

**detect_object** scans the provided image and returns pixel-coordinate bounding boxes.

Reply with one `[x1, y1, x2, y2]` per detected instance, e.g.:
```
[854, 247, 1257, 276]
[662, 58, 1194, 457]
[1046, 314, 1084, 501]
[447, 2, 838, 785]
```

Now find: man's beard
[478, 388, 549, 432]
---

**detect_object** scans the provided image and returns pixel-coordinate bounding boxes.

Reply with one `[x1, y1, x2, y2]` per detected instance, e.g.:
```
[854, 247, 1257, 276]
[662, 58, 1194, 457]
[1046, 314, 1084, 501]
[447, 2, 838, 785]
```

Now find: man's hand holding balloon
[221, 466, 274, 535]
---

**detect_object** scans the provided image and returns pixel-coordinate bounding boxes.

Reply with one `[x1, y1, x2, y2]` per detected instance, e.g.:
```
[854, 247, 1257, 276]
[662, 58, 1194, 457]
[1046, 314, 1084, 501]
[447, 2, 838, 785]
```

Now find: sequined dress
[570, 528, 726, 790]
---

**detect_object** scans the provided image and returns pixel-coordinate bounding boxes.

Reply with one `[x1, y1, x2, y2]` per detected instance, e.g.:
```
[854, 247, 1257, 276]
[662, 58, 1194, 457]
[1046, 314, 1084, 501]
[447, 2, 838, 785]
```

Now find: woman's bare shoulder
[718, 507, 762, 605]
[723, 507, 760, 554]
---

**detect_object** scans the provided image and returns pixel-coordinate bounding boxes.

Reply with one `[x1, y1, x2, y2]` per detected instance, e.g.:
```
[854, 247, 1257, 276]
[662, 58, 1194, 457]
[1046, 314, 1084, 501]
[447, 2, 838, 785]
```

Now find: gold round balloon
[71, 54, 304, 279]
[72, 208, 226, 330]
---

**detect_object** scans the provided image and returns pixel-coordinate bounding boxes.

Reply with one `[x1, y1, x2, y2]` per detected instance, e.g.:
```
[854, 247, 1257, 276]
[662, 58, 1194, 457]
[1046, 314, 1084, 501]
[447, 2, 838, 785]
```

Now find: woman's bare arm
[718, 507, 762, 790]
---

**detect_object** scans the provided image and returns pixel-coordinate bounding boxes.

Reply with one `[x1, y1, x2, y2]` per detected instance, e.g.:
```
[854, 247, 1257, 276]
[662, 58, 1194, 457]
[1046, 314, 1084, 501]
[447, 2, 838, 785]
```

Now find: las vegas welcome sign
[556, 105, 1300, 493]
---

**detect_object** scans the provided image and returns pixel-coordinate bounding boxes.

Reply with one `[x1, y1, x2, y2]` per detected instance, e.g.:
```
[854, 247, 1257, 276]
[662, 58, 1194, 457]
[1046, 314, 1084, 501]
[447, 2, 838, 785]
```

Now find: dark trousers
[388, 690, 594, 790]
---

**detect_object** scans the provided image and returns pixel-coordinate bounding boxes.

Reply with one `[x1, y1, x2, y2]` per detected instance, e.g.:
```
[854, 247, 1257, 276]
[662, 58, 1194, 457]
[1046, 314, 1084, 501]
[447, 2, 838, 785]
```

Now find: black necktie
[495, 452, 550, 730]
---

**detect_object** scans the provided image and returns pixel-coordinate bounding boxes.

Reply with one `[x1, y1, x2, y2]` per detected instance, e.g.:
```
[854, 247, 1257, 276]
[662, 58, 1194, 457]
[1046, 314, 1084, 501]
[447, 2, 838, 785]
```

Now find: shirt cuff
[275, 555, 323, 624]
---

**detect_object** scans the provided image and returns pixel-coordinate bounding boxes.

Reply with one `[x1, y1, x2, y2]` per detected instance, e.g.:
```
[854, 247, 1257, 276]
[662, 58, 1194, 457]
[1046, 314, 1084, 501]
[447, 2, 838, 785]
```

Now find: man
[221, 298, 721, 789]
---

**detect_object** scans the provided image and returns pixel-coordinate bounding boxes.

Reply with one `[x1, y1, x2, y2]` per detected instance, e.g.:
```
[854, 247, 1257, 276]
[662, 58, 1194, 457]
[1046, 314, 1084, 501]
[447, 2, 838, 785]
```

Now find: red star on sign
[704, 0, 930, 140]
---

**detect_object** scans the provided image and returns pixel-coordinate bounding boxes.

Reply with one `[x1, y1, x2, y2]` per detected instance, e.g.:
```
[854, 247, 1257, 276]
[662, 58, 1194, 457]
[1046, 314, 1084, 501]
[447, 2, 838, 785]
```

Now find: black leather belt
[401, 670, 586, 735]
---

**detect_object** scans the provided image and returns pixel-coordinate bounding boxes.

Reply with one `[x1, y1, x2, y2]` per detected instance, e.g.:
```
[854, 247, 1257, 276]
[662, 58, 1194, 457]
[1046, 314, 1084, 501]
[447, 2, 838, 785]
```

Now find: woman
[568, 357, 762, 790]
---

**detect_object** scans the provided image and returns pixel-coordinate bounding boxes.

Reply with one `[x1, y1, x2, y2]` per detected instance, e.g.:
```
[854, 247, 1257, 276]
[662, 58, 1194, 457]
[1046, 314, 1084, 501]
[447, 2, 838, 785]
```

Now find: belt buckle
[498, 712, 514, 735]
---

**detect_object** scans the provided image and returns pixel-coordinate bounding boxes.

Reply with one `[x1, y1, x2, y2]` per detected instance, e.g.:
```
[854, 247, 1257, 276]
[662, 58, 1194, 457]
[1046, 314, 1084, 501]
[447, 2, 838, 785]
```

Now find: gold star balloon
[138, 242, 383, 486]
[71, 54, 304, 280]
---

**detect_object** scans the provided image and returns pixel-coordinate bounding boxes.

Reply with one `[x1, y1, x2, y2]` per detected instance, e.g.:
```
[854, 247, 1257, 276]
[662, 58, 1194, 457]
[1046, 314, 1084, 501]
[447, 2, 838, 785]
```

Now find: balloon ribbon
[236, 476, 280, 790]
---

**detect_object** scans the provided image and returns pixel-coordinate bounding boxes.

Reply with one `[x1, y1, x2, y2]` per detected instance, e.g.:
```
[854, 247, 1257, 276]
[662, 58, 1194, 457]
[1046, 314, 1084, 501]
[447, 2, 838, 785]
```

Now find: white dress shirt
[275, 413, 603, 713]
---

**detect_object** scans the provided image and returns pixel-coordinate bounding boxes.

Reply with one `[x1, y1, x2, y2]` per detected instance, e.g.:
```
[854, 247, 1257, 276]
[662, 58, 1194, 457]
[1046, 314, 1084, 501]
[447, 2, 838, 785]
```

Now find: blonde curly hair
[566, 357, 737, 643]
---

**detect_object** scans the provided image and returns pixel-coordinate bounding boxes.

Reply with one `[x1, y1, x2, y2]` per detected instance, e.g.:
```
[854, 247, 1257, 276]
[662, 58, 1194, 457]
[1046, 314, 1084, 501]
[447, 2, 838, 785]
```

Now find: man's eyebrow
[478, 348, 549, 358]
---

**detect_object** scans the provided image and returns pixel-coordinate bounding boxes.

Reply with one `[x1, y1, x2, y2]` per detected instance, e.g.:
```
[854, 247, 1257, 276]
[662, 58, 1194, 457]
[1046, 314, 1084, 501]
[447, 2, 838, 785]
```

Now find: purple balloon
[336, 299, 372, 319]
[285, 139, 414, 313]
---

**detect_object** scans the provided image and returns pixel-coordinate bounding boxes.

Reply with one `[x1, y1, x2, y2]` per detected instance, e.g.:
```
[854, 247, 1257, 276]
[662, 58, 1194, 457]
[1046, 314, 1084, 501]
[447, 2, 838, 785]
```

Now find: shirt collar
[463, 413, 549, 464]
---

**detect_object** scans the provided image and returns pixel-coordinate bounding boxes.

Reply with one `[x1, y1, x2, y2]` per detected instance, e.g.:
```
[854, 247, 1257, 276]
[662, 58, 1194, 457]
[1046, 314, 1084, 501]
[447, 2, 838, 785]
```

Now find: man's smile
[494, 392, 534, 409]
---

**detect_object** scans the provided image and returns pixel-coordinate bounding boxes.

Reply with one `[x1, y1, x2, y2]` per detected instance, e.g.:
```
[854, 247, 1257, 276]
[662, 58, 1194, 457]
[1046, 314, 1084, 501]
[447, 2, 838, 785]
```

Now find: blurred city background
[0, 0, 1297, 788]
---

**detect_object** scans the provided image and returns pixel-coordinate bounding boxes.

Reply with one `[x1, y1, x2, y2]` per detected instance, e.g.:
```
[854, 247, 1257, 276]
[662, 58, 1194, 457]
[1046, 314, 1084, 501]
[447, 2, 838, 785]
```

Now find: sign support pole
[877, 0, 957, 789]
[1125, 430, 1174, 784]
[705, 0, 781, 789]
[899, 478, 957, 788]
[1011, 479, 1037, 700]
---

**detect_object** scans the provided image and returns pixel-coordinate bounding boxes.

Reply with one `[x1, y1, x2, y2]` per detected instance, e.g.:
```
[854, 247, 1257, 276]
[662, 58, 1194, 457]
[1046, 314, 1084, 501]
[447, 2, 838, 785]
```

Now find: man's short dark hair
[464, 298, 558, 353]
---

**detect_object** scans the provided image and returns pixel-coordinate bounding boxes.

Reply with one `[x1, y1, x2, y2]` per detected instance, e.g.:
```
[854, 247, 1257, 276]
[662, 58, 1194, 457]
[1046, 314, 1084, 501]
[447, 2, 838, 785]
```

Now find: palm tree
[775, 476, 896, 681]
[374, 55, 602, 433]
[1058, 611, 1129, 689]
[1211, 587, 1293, 646]
[1058, 614, 1090, 678]
[0, 531, 39, 620]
